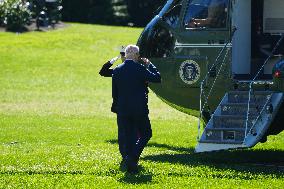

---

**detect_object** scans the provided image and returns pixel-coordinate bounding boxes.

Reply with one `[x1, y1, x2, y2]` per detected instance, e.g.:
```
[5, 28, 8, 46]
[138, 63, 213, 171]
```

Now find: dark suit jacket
[112, 60, 161, 116]
[99, 61, 117, 112]
[99, 61, 113, 77]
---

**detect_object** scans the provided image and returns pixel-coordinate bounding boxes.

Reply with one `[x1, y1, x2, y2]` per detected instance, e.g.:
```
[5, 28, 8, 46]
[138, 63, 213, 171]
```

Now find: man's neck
[125, 59, 138, 62]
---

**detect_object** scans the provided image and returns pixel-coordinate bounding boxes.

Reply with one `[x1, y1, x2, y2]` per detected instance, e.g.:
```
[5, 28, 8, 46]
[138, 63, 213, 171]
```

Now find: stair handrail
[198, 48, 230, 140]
[198, 29, 237, 140]
[246, 94, 273, 138]
[201, 48, 230, 112]
[200, 28, 237, 94]
[244, 34, 284, 140]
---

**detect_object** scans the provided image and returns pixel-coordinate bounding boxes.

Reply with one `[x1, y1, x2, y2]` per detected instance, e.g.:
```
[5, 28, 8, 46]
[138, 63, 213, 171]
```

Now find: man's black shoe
[119, 158, 127, 172]
[127, 163, 138, 174]
[126, 159, 139, 174]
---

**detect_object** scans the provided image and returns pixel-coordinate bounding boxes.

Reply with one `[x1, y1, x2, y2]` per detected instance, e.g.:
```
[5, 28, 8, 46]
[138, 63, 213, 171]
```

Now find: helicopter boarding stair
[195, 34, 284, 152]
[195, 89, 284, 152]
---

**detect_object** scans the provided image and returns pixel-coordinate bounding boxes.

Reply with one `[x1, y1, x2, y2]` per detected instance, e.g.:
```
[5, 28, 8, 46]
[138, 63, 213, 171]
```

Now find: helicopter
[137, 0, 284, 152]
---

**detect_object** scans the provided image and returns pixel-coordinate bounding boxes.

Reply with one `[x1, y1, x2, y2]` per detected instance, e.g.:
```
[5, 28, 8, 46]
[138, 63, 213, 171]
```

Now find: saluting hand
[110, 56, 120, 64]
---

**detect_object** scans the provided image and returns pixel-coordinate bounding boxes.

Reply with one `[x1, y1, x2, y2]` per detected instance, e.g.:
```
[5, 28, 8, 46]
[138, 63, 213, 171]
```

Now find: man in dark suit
[112, 45, 161, 173]
[99, 47, 149, 166]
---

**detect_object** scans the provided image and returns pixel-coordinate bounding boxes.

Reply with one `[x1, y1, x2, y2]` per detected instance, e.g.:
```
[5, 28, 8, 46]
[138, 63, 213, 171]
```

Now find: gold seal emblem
[179, 60, 201, 85]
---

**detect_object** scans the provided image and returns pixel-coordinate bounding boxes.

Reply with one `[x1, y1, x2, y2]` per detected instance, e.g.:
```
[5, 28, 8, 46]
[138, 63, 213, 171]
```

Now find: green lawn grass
[0, 23, 283, 188]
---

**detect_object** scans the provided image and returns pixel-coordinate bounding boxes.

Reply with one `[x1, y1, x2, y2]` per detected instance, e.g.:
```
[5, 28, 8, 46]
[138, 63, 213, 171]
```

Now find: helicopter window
[184, 0, 228, 29]
[162, 0, 182, 28]
[148, 26, 175, 58]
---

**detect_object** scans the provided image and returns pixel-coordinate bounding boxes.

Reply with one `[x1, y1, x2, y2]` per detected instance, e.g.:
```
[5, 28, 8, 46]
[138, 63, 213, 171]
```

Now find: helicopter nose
[137, 27, 150, 57]
[137, 17, 175, 58]
[137, 16, 159, 57]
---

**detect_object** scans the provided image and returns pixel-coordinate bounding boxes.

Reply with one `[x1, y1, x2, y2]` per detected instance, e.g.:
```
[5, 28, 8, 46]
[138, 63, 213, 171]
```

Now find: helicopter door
[174, 0, 230, 86]
[231, 0, 252, 79]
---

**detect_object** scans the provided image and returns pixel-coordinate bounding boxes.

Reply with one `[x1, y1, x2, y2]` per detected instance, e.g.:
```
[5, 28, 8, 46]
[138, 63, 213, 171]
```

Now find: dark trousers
[117, 115, 152, 161]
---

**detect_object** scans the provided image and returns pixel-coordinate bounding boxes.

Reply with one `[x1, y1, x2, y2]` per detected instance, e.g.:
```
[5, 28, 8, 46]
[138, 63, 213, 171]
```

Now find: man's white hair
[125, 45, 139, 60]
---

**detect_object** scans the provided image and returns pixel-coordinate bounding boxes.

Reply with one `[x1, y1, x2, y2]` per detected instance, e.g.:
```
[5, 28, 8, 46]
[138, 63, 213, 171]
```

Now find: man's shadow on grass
[107, 139, 193, 153]
[107, 139, 284, 179]
[118, 170, 153, 184]
[142, 145, 284, 179]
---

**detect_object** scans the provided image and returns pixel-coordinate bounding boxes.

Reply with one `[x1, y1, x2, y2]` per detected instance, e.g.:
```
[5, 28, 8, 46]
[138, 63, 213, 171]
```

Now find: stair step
[222, 102, 264, 107]
[198, 139, 243, 144]
[228, 91, 273, 95]
[228, 91, 272, 103]
[221, 103, 265, 116]
[231, 81, 273, 91]
[213, 115, 256, 128]
[205, 128, 245, 141]
[206, 128, 245, 131]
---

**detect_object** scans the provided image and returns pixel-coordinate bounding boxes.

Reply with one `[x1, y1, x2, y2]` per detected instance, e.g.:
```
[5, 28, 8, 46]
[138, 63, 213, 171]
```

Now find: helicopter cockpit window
[148, 26, 175, 58]
[184, 0, 228, 29]
[162, 0, 182, 28]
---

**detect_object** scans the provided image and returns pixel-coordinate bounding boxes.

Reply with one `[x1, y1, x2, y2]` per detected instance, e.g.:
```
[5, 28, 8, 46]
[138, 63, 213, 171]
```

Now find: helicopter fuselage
[137, 0, 284, 121]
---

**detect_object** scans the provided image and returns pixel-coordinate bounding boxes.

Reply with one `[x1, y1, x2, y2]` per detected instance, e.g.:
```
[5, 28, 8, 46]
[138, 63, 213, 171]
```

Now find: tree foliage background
[62, 0, 114, 24]
[61, 0, 167, 26]
[125, 0, 166, 26]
